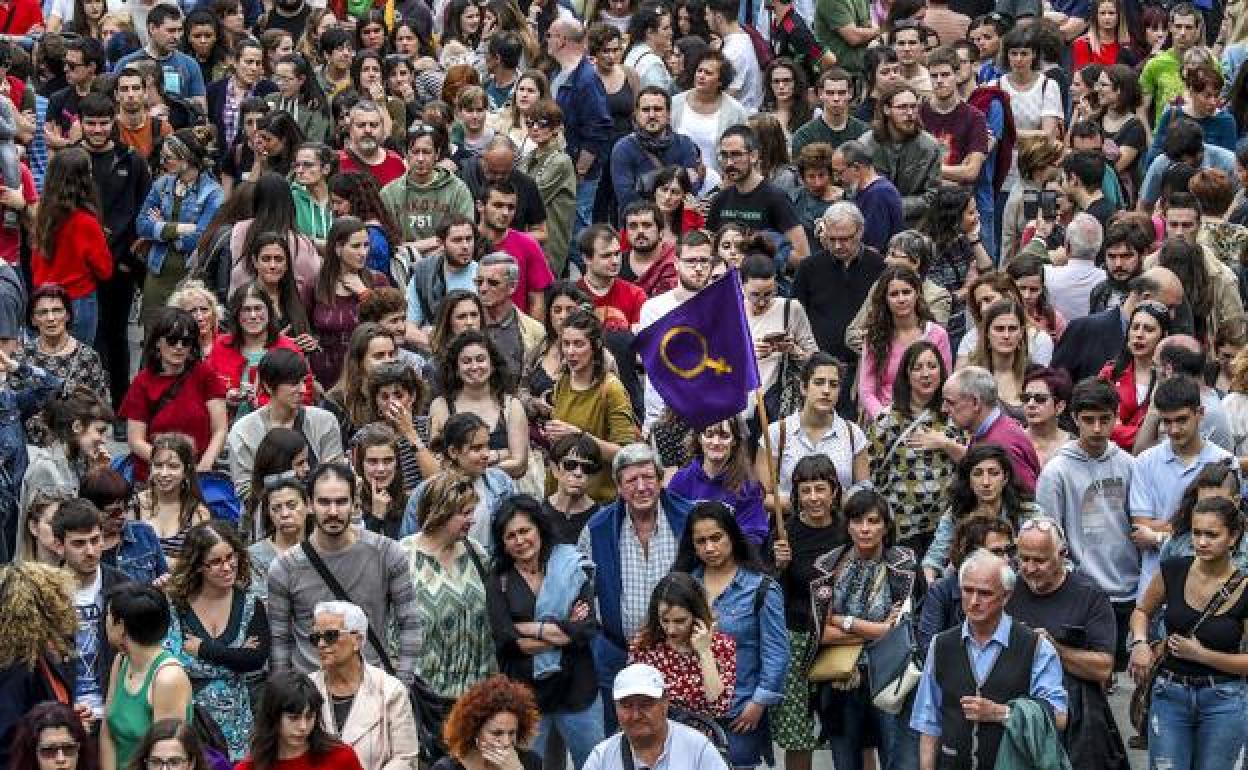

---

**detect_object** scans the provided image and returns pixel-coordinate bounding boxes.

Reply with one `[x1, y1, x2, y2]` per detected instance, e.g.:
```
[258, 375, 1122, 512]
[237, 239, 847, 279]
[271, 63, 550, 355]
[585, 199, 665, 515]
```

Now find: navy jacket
[554, 56, 612, 178]
[206, 77, 277, 164]
[1051, 307, 1124, 386]
[610, 131, 700, 215]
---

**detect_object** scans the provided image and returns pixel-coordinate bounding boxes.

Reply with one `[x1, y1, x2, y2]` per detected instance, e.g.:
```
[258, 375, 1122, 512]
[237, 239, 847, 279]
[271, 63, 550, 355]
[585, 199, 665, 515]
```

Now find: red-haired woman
[434, 675, 543, 770]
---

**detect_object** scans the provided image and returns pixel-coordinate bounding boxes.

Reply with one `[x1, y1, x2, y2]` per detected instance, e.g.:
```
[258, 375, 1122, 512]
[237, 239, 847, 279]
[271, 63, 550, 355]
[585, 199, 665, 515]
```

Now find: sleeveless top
[449, 396, 510, 451]
[106, 651, 192, 770]
[606, 78, 636, 140]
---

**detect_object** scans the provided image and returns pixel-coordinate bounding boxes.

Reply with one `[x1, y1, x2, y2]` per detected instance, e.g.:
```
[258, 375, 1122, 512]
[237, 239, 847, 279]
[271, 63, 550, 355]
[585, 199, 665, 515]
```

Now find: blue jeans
[569, 172, 601, 270]
[531, 695, 604, 770]
[70, 292, 98, 346]
[1149, 675, 1248, 770]
[827, 684, 918, 770]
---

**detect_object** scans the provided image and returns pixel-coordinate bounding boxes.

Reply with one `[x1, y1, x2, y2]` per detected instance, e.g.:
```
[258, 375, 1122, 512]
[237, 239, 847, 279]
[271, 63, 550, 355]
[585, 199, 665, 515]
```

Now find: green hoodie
[291, 184, 332, 243]
[380, 166, 475, 243]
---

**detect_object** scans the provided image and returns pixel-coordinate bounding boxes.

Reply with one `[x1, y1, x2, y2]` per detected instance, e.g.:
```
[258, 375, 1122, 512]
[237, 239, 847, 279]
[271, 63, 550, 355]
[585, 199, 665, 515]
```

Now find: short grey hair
[349, 99, 384, 119]
[313, 600, 369, 634]
[959, 548, 1017, 593]
[822, 201, 865, 231]
[838, 140, 874, 168]
[948, 366, 998, 409]
[1065, 213, 1103, 261]
[612, 442, 661, 482]
[480, 251, 520, 286]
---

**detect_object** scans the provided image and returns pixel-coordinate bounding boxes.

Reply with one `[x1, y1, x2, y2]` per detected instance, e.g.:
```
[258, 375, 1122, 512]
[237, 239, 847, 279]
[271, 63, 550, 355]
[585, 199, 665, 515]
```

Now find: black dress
[431, 749, 543, 770]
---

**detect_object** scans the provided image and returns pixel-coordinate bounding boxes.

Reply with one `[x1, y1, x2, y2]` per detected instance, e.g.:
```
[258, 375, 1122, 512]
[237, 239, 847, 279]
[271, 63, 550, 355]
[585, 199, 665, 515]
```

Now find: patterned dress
[867, 408, 966, 544]
[403, 536, 497, 698]
[165, 589, 269, 760]
[629, 633, 737, 718]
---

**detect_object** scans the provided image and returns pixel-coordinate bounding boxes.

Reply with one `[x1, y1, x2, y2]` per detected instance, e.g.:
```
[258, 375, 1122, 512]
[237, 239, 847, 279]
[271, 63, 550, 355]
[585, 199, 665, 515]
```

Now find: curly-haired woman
[9, 701, 97, 770]
[433, 674, 543, 770]
[0, 562, 79, 770]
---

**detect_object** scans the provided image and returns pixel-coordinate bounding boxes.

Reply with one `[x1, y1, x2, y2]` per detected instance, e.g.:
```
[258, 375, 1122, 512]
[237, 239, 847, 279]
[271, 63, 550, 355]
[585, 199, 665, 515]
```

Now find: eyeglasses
[1020, 392, 1051, 404]
[204, 552, 239, 571]
[986, 544, 1017, 558]
[145, 758, 189, 770]
[525, 117, 555, 129]
[560, 457, 599, 475]
[38, 743, 80, 760]
[717, 149, 750, 161]
[309, 629, 347, 646]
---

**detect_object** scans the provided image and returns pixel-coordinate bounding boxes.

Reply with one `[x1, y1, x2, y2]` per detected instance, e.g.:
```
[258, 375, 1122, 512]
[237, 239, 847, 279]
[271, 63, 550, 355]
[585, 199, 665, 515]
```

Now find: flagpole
[755, 387, 787, 544]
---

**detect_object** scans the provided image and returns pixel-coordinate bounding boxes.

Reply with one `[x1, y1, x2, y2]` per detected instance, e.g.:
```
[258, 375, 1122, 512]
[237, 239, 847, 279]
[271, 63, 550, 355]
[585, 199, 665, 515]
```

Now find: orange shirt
[118, 114, 172, 160]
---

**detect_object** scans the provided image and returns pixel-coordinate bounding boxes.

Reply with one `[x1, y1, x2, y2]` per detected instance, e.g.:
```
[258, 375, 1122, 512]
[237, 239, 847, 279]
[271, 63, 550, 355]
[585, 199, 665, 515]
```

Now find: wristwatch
[841, 615, 854, 632]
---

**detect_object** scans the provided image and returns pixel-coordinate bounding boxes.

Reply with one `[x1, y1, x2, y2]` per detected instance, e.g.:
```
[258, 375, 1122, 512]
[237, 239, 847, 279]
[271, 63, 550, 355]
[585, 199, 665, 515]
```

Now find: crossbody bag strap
[151, 370, 192, 422]
[299, 541, 398, 678]
[461, 537, 488, 583]
[1192, 570, 1248, 635]
[877, 410, 931, 470]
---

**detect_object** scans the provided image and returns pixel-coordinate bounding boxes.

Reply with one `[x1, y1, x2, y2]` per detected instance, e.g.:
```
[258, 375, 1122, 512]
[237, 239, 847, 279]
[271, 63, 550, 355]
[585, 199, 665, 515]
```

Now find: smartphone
[1023, 190, 1040, 221]
[763, 331, 788, 344]
[1040, 190, 1059, 220]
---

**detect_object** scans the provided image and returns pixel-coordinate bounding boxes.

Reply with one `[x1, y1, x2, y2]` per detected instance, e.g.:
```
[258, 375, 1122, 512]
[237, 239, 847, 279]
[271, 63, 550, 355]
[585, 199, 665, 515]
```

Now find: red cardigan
[205, 333, 317, 407]
[31, 209, 113, 299]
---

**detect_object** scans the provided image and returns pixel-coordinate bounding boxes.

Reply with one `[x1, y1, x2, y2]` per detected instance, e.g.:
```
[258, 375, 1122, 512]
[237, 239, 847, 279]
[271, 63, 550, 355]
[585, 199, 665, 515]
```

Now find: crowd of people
[0, 0, 1247, 768]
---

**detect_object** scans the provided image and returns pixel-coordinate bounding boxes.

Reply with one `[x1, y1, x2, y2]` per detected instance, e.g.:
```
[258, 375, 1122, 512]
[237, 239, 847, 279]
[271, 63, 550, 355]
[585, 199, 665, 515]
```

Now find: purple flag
[633, 270, 761, 430]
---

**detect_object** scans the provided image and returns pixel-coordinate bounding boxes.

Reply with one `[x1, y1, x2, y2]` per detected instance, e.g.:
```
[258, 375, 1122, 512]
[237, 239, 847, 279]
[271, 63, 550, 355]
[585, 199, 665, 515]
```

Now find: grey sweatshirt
[1035, 442, 1141, 603]
[267, 529, 421, 683]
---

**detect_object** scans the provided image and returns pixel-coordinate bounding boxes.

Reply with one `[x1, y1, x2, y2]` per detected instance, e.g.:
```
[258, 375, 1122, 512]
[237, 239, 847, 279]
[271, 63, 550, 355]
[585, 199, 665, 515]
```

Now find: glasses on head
[203, 552, 239, 572]
[145, 758, 188, 770]
[263, 469, 301, 491]
[1019, 517, 1065, 539]
[309, 629, 348, 646]
[560, 457, 599, 475]
[1020, 392, 1051, 404]
[38, 743, 80, 760]
[407, 121, 436, 138]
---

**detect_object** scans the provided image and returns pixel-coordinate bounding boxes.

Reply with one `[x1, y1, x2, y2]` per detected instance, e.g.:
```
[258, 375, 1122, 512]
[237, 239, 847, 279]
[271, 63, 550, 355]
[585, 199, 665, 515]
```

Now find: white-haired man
[309, 600, 420, 769]
[910, 549, 1068, 770]
[942, 366, 1042, 495]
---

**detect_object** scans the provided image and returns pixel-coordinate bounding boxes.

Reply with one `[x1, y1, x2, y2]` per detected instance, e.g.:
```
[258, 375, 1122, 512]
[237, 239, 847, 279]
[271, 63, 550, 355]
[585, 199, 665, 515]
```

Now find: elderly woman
[486, 496, 602, 769]
[22, 284, 110, 444]
[310, 600, 419, 770]
[168, 280, 224, 354]
[432, 674, 543, 770]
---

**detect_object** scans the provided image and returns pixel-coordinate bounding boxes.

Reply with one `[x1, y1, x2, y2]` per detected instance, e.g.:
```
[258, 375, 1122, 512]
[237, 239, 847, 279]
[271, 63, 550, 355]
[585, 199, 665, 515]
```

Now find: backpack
[743, 24, 775, 70]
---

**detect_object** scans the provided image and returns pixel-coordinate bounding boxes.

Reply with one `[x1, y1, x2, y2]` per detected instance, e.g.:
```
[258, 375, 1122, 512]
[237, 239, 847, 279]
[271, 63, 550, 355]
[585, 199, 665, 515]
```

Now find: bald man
[462, 137, 548, 240]
[1053, 266, 1191, 385]
[548, 17, 613, 268]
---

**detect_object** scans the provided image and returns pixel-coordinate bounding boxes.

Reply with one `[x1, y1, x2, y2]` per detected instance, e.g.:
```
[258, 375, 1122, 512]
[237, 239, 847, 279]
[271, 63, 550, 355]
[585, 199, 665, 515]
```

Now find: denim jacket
[694, 566, 790, 717]
[136, 172, 225, 275]
[0, 363, 62, 558]
[104, 520, 169, 584]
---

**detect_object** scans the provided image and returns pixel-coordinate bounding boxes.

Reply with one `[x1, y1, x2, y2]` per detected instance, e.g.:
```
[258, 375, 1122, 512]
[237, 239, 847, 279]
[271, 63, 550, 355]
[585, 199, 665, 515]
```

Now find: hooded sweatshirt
[290, 184, 332, 243]
[380, 166, 475, 244]
[1035, 442, 1140, 603]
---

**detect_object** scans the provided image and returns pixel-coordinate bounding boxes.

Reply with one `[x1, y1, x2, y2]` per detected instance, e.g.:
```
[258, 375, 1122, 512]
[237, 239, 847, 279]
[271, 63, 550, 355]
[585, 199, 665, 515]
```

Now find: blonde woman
[168, 280, 224, 353]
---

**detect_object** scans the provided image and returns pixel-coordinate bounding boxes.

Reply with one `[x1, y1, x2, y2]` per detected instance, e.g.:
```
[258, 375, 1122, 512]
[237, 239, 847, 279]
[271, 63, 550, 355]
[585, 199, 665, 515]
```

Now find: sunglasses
[309, 629, 348, 646]
[38, 743, 80, 760]
[164, 335, 195, 348]
[1020, 517, 1065, 539]
[525, 117, 555, 129]
[560, 458, 599, 475]
[987, 544, 1018, 558]
[1020, 392, 1051, 404]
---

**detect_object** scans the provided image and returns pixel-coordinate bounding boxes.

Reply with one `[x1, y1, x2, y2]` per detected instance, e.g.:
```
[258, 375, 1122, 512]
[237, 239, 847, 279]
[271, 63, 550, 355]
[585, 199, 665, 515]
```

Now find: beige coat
[313, 663, 420, 770]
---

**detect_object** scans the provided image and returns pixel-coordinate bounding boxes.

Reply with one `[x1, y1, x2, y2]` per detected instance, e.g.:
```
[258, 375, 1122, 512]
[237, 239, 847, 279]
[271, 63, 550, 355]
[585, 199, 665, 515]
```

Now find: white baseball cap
[613, 663, 666, 701]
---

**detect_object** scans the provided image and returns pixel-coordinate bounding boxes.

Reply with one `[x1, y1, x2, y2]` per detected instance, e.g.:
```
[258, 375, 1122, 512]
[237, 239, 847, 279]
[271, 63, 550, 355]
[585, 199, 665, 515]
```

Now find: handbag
[808, 563, 887, 685]
[300, 541, 455, 766]
[866, 597, 922, 715]
[1128, 569, 1247, 748]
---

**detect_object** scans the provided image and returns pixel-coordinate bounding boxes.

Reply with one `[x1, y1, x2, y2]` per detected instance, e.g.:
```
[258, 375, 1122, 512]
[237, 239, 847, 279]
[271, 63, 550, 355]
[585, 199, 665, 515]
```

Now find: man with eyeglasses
[475, 180, 554, 321]
[940, 366, 1041, 494]
[707, 124, 810, 268]
[268, 462, 421, 684]
[911, 548, 1068, 770]
[1036, 378, 1140, 672]
[1005, 516, 1124, 767]
[831, 139, 902, 253]
[381, 121, 475, 255]
[1129, 375, 1233, 603]
[610, 86, 699, 216]
[638, 230, 716, 429]
[1054, 267, 1185, 385]
[859, 81, 943, 228]
[53, 499, 126, 728]
[476, 251, 547, 381]
[789, 68, 868, 159]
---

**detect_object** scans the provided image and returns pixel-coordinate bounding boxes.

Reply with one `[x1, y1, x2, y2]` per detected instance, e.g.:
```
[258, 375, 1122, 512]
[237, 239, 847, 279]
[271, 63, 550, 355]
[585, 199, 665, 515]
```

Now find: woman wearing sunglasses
[1020, 367, 1072, 468]
[10, 701, 95, 770]
[118, 307, 229, 482]
[517, 98, 575, 279]
[543, 433, 603, 546]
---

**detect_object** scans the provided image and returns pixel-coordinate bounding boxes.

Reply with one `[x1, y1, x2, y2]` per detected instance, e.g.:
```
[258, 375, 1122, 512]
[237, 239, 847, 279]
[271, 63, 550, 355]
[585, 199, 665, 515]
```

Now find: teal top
[106, 651, 191, 769]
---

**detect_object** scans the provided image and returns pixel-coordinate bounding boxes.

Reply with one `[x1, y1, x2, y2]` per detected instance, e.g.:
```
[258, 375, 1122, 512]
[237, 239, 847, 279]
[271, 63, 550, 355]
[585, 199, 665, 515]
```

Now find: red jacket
[1099, 359, 1154, 450]
[31, 209, 113, 298]
[205, 333, 317, 407]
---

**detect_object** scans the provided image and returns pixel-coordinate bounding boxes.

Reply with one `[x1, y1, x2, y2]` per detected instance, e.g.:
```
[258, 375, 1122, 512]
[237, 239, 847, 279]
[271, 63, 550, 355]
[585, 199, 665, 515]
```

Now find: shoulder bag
[866, 595, 922, 714]
[808, 564, 888, 686]
[300, 541, 454, 766]
[1128, 569, 1247, 748]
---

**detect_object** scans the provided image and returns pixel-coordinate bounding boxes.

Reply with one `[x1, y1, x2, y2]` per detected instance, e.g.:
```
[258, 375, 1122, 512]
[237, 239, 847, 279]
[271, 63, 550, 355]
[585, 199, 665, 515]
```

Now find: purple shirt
[973, 408, 1041, 496]
[669, 458, 770, 545]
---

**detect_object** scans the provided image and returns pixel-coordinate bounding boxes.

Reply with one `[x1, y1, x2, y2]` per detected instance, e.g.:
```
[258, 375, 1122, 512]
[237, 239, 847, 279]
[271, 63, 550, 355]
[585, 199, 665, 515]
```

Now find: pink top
[858, 322, 953, 420]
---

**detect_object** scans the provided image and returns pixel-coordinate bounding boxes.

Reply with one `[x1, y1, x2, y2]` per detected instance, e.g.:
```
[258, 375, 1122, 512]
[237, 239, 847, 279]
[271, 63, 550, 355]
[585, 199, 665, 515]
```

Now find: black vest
[932, 619, 1038, 770]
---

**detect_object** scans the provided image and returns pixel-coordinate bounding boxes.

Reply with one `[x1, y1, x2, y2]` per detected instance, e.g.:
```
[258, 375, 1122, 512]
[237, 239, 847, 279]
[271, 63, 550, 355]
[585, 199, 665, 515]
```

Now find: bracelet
[841, 615, 854, 632]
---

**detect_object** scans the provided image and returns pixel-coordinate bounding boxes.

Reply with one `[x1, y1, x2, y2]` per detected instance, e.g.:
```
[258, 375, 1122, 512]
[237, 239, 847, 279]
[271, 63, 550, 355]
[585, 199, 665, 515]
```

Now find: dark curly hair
[10, 701, 97, 770]
[443, 675, 541, 761]
[864, 265, 933, 369]
[947, 444, 1026, 522]
[441, 330, 511, 404]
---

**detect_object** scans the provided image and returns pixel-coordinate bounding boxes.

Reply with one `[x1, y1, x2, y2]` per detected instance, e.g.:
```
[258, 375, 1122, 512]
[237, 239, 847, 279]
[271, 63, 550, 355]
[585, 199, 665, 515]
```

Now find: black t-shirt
[1159, 557, 1248, 678]
[262, 4, 310, 41]
[47, 85, 83, 133]
[463, 162, 548, 232]
[707, 179, 800, 237]
[1084, 196, 1118, 231]
[541, 500, 599, 545]
[1006, 571, 1117, 660]
[770, 515, 844, 631]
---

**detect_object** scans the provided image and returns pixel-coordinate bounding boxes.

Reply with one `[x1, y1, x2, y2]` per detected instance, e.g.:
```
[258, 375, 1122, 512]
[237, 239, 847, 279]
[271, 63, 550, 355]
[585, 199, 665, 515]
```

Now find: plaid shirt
[619, 508, 679, 640]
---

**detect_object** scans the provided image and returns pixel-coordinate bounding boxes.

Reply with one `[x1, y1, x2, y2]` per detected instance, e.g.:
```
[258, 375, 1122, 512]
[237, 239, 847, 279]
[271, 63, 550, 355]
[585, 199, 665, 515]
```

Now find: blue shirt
[1139, 144, 1239, 207]
[113, 48, 207, 100]
[1129, 438, 1232, 600]
[693, 566, 790, 716]
[910, 614, 1067, 737]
